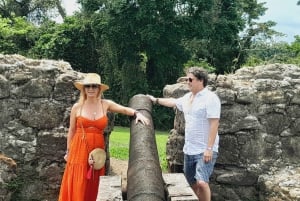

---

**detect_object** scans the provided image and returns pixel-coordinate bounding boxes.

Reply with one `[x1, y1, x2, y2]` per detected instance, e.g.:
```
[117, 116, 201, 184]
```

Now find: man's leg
[192, 180, 211, 201]
[193, 152, 218, 201]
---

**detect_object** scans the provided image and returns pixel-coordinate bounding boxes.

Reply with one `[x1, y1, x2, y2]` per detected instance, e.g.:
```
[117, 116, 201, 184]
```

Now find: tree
[85, 0, 187, 127]
[29, 16, 100, 73]
[0, 16, 36, 54]
[91, 0, 188, 93]
[243, 35, 300, 66]
[181, 0, 278, 74]
[1, 0, 283, 129]
[0, 0, 66, 24]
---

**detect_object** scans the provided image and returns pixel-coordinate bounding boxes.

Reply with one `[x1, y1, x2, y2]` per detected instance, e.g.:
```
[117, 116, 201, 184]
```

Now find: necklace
[93, 112, 97, 120]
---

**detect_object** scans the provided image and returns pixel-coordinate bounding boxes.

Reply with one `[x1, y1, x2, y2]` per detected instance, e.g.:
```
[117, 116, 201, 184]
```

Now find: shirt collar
[194, 87, 208, 97]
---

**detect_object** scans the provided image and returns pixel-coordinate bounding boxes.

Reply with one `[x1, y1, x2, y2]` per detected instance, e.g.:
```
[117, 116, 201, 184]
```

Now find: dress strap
[100, 100, 105, 116]
[79, 104, 83, 116]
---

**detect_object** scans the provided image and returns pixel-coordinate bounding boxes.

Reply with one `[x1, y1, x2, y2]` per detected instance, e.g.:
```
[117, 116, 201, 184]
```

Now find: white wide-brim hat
[74, 73, 109, 92]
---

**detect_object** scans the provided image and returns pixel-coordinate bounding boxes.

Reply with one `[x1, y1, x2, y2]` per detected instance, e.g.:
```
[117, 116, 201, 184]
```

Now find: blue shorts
[183, 152, 218, 185]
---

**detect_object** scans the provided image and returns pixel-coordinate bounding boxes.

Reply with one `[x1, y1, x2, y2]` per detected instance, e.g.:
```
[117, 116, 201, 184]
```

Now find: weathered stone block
[163, 173, 197, 201]
[97, 175, 123, 201]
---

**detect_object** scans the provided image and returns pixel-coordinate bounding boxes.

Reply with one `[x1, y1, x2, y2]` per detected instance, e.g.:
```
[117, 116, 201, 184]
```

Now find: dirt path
[109, 158, 128, 191]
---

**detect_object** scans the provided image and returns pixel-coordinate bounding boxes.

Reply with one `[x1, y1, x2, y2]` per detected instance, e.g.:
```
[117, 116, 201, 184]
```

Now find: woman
[58, 73, 149, 201]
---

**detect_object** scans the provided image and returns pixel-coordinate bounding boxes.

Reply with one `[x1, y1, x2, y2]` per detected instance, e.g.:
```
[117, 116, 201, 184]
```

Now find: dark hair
[186, 67, 208, 87]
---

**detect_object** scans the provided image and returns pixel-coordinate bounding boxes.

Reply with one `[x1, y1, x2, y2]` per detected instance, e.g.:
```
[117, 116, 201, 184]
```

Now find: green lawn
[109, 126, 169, 172]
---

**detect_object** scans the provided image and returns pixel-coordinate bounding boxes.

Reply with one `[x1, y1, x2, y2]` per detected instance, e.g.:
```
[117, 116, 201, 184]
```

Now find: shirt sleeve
[174, 96, 184, 111]
[206, 93, 221, 118]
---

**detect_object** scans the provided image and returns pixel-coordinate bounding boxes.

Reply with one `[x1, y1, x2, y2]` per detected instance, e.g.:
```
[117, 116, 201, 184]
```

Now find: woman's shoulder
[101, 99, 115, 105]
[71, 102, 82, 112]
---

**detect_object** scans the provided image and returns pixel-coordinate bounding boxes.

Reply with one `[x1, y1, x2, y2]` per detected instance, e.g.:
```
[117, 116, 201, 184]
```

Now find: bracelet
[155, 98, 159, 105]
[206, 147, 213, 151]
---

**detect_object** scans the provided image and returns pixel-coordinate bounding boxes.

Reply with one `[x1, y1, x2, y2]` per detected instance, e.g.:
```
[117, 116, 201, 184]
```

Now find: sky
[62, 0, 300, 43]
[62, 0, 80, 15]
[257, 0, 300, 43]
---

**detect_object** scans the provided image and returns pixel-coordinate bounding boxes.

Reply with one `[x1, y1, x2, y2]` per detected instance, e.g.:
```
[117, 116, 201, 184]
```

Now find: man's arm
[147, 95, 177, 108]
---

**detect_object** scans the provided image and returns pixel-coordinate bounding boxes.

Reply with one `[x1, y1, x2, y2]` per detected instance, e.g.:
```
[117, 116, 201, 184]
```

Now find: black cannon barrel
[127, 94, 165, 201]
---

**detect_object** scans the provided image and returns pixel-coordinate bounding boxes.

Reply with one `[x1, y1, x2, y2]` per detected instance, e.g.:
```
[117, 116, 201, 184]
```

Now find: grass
[109, 126, 169, 172]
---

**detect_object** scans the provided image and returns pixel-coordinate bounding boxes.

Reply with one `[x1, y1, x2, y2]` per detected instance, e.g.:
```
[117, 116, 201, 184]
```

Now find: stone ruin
[0, 54, 299, 200]
[165, 64, 300, 200]
[0, 54, 114, 201]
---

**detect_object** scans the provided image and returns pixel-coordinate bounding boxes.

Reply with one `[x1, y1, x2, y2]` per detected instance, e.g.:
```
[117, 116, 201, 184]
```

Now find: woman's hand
[88, 155, 95, 166]
[135, 111, 150, 125]
[64, 153, 68, 161]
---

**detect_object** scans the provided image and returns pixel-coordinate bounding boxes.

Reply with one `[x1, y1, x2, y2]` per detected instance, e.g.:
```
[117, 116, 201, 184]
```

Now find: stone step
[97, 175, 123, 201]
[163, 173, 198, 201]
[97, 173, 197, 201]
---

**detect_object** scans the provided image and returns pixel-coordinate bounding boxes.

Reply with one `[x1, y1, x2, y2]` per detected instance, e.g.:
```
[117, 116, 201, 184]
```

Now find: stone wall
[1, 54, 299, 201]
[165, 64, 300, 201]
[0, 54, 114, 201]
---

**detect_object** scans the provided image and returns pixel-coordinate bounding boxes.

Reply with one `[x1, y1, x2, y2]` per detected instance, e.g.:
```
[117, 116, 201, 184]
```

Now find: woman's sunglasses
[84, 84, 100, 89]
[188, 78, 194, 82]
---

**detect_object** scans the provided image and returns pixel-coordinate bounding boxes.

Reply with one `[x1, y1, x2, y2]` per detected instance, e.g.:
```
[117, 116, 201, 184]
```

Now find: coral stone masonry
[0, 54, 299, 200]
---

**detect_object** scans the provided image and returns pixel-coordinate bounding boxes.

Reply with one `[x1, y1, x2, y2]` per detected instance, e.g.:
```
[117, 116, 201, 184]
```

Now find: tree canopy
[1, 0, 299, 128]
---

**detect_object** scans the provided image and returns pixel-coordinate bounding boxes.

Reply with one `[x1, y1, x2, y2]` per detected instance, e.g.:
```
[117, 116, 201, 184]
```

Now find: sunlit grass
[109, 126, 169, 172]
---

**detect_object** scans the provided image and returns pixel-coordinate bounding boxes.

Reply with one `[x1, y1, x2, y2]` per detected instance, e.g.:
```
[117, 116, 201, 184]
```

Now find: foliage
[110, 126, 169, 172]
[86, 0, 189, 128]
[244, 35, 300, 66]
[179, 0, 270, 74]
[91, 0, 187, 95]
[29, 16, 100, 73]
[184, 58, 216, 73]
[151, 106, 175, 131]
[4, 177, 25, 201]
[0, 0, 66, 24]
[2, 0, 298, 129]
[0, 16, 36, 54]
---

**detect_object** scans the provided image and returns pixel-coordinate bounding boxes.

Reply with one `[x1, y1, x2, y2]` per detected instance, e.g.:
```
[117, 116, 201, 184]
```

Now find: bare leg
[191, 184, 199, 200]
[192, 180, 211, 201]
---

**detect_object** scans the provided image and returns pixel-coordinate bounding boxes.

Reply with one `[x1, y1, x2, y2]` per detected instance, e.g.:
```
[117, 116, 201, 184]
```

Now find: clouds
[62, 0, 80, 15]
[258, 0, 300, 42]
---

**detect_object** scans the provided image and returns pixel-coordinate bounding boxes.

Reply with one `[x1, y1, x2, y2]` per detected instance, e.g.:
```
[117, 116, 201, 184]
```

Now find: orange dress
[58, 115, 108, 201]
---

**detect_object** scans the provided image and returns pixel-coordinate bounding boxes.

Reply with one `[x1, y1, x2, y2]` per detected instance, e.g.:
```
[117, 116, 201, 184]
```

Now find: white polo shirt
[175, 88, 221, 155]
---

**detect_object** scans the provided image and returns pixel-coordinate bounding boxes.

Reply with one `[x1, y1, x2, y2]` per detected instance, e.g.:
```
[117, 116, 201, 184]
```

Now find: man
[147, 67, 221, 201]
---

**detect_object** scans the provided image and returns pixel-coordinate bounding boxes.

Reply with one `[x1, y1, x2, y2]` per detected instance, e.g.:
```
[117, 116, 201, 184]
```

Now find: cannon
[127, 94, 166, 201]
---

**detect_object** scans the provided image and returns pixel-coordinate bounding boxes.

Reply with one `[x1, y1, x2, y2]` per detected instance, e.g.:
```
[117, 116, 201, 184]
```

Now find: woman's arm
[105, 100, 149, 125]
[64, 103, 79, 161]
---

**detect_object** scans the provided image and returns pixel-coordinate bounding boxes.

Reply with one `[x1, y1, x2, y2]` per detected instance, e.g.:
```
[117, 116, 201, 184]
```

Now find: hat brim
[74, 82, 109, 92]
[89, 148, 106, 170]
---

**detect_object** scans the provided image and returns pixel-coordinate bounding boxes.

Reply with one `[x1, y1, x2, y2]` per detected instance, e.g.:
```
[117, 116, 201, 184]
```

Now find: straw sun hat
[74, 73, 109, 92]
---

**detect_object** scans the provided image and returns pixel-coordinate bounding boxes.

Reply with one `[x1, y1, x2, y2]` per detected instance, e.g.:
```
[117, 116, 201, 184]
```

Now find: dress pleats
[58, 116, 108, 201]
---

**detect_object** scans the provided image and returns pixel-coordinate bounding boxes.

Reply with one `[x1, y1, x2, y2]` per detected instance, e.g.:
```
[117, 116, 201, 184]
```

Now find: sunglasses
[188, 78, 194, 82]
[84, 84, 100, 89]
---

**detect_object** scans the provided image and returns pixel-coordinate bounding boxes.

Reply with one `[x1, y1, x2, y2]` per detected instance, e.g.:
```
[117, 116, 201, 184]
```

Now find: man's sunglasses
[84, 84, 100, 89]
[187, 78, 194, 82]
